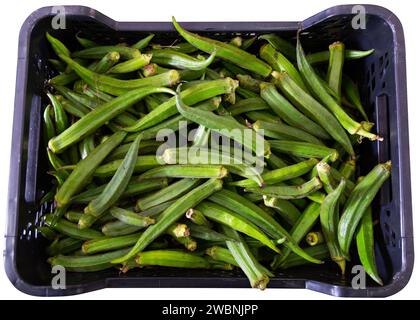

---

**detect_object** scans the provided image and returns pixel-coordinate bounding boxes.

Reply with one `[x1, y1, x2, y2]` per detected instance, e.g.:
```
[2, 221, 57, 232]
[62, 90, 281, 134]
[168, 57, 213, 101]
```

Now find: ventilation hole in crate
[372, 77, 376, 91]
[382, 82, 386, 89]
[366, 71, 370, 83]
[386, 210, 391, 218]
[385, 59, 390, 69]
[391, 230, 396, 241]
[370, 63, 375, 75]
[379, 56, 384, 67]
[385, 52, 389, 59]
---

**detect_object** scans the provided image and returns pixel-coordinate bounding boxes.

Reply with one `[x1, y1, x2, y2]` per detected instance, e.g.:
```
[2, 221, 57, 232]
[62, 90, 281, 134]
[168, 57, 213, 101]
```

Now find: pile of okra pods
[40, 17, 390, 289]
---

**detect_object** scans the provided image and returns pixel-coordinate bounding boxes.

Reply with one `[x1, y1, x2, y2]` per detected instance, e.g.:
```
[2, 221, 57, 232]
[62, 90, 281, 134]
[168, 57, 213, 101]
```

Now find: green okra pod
[339, 158, 356, 181]
[72, 178, 167, 204]
[94, 155, 161, 178]
[205, 246, 239, 267]
[161, 147, 264, 186]
[64, 210, 83, 223]
[82, 232, 143, 254]
[185, 208, 212, 228]
[75, 33, 98, 48]
[112, 178, 223, 263]
[84, 134, 142, 218]
[222, 225, 271, 290]
[132, 34, 155, 50]
[46, 237, 84, 256]
[342, 74, 369, 121]
[175, 85, 270, 158]
[236, 74, 262, 93]
[230, 158, 318, 188]
[107, 140, 161, 161]
[37, 226, 58, 241]
[101, 220, 143, 237]
[43, 105, 56, 144]
[72, 46, 141, 60]
[172, 17, 272, 77]
[94, 51, 120, 73]
[78, 135, 95, 160]
[107, 54, 152, 74]
[47, 93, 69, 134]
[253, 120, 324, 145]
[226, 97, 269, 116]
[49, 248, 130, 270]
[356, 206, 383, 285]
[259, 83, 330, 140]
[306, 49, 375, 64]
[338, 161, 391, 257]
[270, 140, 339, 161]
[139, 165, 228, 180]
[327, 42, 345, 99]
[46, 32, 71, 57]
[209, 189, 322, 264]
[245, 176, 323, 200]
[272, 202, 321, 268]
[151, 49, 216, 70]
[263, 197, 301, 226]
[197, 201, 280, 253]
[188, 223, 234, 242]
[278, 244, 330, 269]
[45, 214, 103, 240]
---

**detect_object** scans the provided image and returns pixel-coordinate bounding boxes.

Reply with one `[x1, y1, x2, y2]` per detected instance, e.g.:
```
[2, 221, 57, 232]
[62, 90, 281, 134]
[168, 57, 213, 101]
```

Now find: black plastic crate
[5, 5, 413, 297]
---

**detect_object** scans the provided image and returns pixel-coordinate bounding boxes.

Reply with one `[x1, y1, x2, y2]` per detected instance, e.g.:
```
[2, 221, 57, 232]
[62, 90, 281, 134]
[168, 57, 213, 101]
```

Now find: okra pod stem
[135, 250, 210, 268]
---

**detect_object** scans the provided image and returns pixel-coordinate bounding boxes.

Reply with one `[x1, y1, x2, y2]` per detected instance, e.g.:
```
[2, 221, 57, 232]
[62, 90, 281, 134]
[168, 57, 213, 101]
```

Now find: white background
[0, 0, 418, 300]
